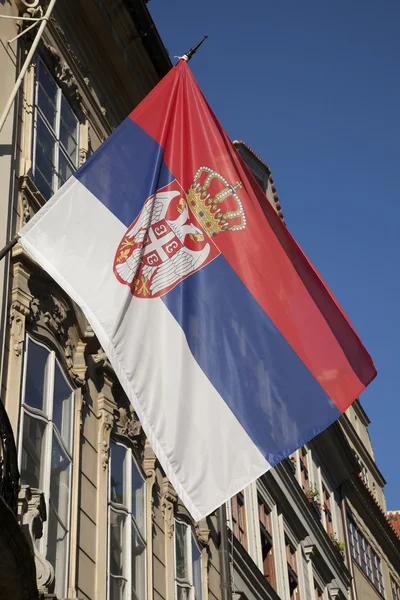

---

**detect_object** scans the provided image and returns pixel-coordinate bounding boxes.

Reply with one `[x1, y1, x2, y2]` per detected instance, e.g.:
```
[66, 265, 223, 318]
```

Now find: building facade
[0, 2, 399, 600]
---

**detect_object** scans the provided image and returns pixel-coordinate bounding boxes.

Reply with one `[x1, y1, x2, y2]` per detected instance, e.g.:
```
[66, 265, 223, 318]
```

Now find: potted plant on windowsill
[329, 533, 345, 558]
[306, 484, 321, 516]
[287, 455, 297, 473]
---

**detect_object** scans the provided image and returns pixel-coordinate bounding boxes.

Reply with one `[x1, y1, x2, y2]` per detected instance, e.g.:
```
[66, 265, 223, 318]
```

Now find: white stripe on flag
[19, 177, 271, 519]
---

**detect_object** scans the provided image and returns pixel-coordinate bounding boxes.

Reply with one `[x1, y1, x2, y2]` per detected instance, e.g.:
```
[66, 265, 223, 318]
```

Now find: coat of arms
[113, 167, 246, 298]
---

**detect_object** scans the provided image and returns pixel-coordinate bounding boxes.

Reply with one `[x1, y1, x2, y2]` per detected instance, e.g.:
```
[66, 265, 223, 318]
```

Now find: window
[347, 514, 384, 596]
[108, 440, 146, 600]
[355, 454, 369, 488]
[33, 56, 79, 200]
[299, 447, 310, 495]
[174, 519, 202, 600]
[322, 485, 333, 537]
[258, 498, 276, 589]
[231, 492, 247, 549]
[314, 583, 323, 600]
[391, 577, 400, 600]
[371, 550, 385, 596]
[20, 335, 74, 598]
[286, 539, 300, 600]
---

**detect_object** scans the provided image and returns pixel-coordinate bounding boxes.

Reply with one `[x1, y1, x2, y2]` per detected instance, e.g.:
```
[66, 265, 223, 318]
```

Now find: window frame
[108, 438, 147, 600]
[18, 333, 75, 598]
[347, 514, 385, 597]
[231, 491, 248, 549]
[299, 447, 310, 495]
[32, 55, 80, 200]
[285, 537, 300, 600]
[174, 518, 203, 600]
[258, 496, 276, 590]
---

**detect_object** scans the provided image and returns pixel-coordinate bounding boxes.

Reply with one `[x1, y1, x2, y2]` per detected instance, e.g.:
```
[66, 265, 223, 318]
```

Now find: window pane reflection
[50, 433, 71, 525]
[47, 504, 68, 599]
[175, 522, 188, 581]
[25, 339, 50, 412]
[53, 363, 72, 450]
[21, 413, 46, 488]
[110, 509, 126, 576]
[110, 444, 127, 505]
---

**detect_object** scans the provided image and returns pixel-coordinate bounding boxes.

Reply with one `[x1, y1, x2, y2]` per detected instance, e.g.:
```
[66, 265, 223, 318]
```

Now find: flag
[18, 60, 376, 520]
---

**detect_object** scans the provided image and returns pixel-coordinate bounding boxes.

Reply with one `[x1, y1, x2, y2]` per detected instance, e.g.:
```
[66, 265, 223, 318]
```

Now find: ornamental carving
[195, 518, 210, 548]
[9, 301, 30, 357]
[29, 292, 86, 385]
[42, 42, 86, 121]
[18, 486, 55, 592]
[15, 0, 41, 16]
[161, 479, 177, 538]
[115, 404, 146, 459]
[100, 412, 113, 471]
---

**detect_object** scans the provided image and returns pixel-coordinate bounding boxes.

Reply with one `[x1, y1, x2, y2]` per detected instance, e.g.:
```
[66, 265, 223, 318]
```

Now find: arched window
[108, 439, 146, 600]
[19, 334, 74, 598]
[174, 519, 202, 600]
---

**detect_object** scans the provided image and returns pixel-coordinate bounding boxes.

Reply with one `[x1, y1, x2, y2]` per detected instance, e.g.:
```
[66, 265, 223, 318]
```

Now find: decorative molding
[18, 486, 55, 592]
[143, 441, 157, 522]
[15, 0, 41, 16]
[99, 412, 113, 471]
[29, 292, 86, 386]
[114, 404, 146, 458]
[195, 518, 210, 548]
[92, 347, 113, 372]
[9, 301, 29, 357]
[161, 478, 177, 538]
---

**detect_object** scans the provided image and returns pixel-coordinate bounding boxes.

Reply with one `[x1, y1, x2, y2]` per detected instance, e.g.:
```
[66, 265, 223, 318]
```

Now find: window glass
[34, 56, 79, 200]
[20, 413, 46, 488]
[110, 444, 127, 505]
[132, 459, 145, 536]
[110, 509, 126, 577]
[53, 363, 73, 450]
[37, 62, 57, 128]
[192, 536, 202, 600]
[175, 521, 188, 580]
[25, 338, 50, 412]
[20, 335, 73, 598]
[132, 521, 146, 599]
[110, 577, 125, 600]
[47, 505, 68, 599]
[109, 440, 146, 599]
[50, 434, 71, 524]
[60, 96, 78, 161]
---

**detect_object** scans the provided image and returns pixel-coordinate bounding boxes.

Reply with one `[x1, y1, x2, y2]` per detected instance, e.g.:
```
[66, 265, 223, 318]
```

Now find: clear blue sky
[148, 0, 400, 509]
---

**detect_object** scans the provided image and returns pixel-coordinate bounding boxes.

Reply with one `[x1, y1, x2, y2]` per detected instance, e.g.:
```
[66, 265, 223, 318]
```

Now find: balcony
[0, 398, 19, 514]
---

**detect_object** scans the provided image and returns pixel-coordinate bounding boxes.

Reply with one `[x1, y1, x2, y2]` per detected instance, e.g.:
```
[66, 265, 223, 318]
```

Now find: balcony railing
[0, 398, 20, 514]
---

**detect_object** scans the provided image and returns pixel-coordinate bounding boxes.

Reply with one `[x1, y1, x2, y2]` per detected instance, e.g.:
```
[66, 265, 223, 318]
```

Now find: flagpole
[177, 35, 208, 63]
[0, 236, 18, 262]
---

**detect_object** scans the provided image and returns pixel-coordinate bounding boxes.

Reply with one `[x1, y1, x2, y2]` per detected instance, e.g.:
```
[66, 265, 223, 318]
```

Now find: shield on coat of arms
[113, 180, 220, 298]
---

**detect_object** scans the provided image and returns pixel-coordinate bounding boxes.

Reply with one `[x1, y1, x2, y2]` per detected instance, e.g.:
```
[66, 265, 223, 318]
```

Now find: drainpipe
[217, 504, 232, 600]
[340, 484, 357, 600]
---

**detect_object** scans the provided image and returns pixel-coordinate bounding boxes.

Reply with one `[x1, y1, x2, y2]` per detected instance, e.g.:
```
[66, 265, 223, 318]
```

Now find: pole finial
[179, 35, 208, 63]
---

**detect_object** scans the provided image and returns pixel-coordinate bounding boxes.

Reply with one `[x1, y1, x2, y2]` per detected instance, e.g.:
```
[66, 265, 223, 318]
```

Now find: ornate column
[196, 518, 211, 600]
[161, 478, 178, 600]
[143, 440, 157, 600]
[93, 350, 115, 600]
[5, 248, 33, 437]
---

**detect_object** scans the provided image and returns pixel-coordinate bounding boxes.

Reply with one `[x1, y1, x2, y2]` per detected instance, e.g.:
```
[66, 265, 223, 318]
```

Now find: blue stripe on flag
[75, 118, 340, 464]
[76, 118, 174, 227]
[162, 256, 340, 466]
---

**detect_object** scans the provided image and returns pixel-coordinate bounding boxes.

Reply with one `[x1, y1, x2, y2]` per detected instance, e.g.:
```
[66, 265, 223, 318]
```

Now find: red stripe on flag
[130, 61, 376, 413]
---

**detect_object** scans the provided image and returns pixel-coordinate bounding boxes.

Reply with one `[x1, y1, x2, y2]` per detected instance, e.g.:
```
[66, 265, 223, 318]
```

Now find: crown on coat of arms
[187, 167, 246, 237]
